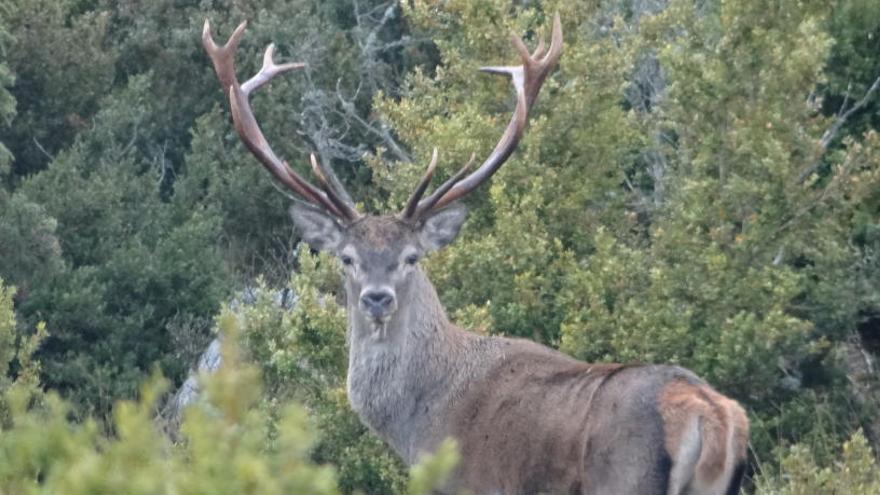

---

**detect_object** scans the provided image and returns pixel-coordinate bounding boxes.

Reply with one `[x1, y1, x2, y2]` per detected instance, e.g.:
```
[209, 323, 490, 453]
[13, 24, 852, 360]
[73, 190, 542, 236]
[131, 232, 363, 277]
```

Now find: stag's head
[289, 201, 467, 327]
[202, 15, 562, 330]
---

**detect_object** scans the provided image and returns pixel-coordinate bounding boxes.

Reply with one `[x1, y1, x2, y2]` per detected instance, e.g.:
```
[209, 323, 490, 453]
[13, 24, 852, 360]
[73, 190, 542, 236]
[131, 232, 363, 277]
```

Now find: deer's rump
[446, 341, 744, 495]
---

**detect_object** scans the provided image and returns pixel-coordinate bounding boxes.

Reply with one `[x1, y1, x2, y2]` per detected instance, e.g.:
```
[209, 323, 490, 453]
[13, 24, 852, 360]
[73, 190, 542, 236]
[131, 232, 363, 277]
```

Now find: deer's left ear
[419, 203, 468, 252]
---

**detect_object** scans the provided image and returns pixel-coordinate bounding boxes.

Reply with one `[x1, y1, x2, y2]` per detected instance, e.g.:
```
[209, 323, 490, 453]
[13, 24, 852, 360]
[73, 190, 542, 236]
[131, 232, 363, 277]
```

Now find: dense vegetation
[1, 0, 879, 492]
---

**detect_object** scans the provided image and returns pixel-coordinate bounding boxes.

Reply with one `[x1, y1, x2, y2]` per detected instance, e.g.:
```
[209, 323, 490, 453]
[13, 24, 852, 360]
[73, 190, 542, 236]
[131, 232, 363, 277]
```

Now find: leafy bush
[0, 279, 456, 494]
[755, 430, 880, 495]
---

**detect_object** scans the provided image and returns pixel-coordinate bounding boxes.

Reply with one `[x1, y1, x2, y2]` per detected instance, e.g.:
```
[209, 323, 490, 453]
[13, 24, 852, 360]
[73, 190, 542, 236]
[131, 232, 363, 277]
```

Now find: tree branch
[796, 74, 880, 183]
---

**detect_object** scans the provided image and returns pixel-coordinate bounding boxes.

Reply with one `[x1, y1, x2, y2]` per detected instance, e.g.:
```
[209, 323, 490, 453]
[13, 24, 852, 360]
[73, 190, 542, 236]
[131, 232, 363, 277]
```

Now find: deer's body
[346, 262, 748, 495]
[203, 14, 749, 494]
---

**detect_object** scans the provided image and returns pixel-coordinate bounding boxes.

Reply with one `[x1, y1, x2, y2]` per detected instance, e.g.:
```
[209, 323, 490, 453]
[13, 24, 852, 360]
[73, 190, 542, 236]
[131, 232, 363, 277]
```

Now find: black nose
[361, 290, 394, 315]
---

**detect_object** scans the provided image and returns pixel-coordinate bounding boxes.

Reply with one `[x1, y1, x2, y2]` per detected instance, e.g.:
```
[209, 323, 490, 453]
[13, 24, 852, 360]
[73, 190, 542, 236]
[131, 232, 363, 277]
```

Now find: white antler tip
[263, 44, 276, 63]
[202, 19, 216, 47]
[310, 154, 329, 181]
[427, 147, 439, 173]
[479, 65, 513, 75]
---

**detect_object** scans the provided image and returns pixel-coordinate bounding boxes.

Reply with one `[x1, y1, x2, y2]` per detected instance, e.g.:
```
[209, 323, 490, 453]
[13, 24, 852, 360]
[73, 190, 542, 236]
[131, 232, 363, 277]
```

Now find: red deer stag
[203, 15, 749, 495]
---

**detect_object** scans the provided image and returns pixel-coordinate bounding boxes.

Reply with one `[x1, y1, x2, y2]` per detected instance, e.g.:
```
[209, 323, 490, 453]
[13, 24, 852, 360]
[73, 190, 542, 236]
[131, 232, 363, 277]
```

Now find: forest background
[1, 0, 880, 493]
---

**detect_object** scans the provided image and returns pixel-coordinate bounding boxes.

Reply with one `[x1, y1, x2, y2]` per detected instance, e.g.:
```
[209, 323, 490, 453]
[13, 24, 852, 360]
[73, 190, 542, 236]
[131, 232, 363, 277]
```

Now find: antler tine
[203, 19, 358, 221]
[227, 86, 347, 218]
[401, 148, 439, 220]
[202, 20, 247, 93]
[310, 154, 361, 220]
[532, 38, 547, 59]
[413, 153, 476, 218]
[241, 44, 306, 95]
[414, 13, 563, 215]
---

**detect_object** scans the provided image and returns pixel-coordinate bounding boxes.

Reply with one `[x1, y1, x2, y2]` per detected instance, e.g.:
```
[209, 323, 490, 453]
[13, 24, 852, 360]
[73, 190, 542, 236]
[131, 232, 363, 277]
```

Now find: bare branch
[796, 74, 880, 183]
[32, 138, 55, 161]
[820, 75, 880, 150]
[154, 140, 172, 187]
[335, 79, 412, 163]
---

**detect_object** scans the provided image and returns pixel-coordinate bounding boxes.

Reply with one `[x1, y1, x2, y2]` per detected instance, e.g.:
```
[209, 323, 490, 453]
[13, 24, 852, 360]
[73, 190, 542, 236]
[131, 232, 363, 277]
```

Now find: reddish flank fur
[660, 380, 749, 494]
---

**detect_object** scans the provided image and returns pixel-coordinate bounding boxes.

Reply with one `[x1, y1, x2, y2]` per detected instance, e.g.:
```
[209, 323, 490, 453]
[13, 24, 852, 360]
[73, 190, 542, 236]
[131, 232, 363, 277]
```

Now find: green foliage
[174, 109, 295, 282]
[9, 74, 231, 418]
[822, 0, 880, 143]
[2, 0, 116, 177]
[406, 438, 460, 495]
[0, 290, 457, 494]
[0, 315, 340, 495]
[0, 280, 16, 425]
[558, 228, 812, 399]
[0, 278, 47, 429]
[0, 0, 16, 176]
[0, 193, 62, 294]
[755, 430, 880, 495]
[0, 281, 13, 376]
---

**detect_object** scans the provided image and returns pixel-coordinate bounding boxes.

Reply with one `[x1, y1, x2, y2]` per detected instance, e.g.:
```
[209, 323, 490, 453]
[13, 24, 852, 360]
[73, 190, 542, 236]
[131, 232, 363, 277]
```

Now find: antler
[402, 13, 563, 221]
[202, 20, 360, 221]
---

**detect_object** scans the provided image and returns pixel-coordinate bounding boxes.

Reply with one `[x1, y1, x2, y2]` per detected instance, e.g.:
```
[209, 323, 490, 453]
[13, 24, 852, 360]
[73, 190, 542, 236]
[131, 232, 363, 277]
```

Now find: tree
[11, 75, 230, 418]
[1, 0, 116, 179]
[0, 0, 16, 176]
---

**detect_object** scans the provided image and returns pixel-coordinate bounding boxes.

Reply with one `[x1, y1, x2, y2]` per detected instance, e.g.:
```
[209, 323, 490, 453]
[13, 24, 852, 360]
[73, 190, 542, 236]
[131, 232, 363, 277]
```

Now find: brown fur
[659, 380, 749, 492]
[439, 340, 750, 494]
[345, 216, 410, 248]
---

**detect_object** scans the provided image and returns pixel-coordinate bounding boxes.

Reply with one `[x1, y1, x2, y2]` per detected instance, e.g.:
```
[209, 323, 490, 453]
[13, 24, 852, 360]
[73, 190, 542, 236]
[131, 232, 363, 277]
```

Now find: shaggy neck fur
[345, 267, 496, 463]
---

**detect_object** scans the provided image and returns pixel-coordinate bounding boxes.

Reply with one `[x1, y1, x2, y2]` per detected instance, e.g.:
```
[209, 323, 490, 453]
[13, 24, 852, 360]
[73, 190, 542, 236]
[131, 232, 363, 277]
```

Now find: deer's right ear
[289, 202, 344, 252]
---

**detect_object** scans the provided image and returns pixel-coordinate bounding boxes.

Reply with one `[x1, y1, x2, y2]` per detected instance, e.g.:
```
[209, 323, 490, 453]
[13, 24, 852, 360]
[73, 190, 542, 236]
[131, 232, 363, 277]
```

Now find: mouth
[368, 316, 390, 340]
[357, 302, 395, 340]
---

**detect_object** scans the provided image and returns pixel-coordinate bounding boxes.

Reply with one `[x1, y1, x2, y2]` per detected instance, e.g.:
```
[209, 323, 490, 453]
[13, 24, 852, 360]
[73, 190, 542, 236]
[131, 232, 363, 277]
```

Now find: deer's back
[446, 338, 746, 495]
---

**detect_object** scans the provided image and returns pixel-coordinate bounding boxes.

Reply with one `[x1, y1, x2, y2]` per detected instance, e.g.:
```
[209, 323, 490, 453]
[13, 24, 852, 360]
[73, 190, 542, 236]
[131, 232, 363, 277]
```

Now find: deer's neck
[345, 268, 492, 463]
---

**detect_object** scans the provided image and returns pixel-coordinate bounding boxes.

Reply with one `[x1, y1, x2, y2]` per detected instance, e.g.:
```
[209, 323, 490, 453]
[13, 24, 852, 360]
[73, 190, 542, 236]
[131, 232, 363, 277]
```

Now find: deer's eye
[405, 254, 419, 265]
[341, 255, 353, 266]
